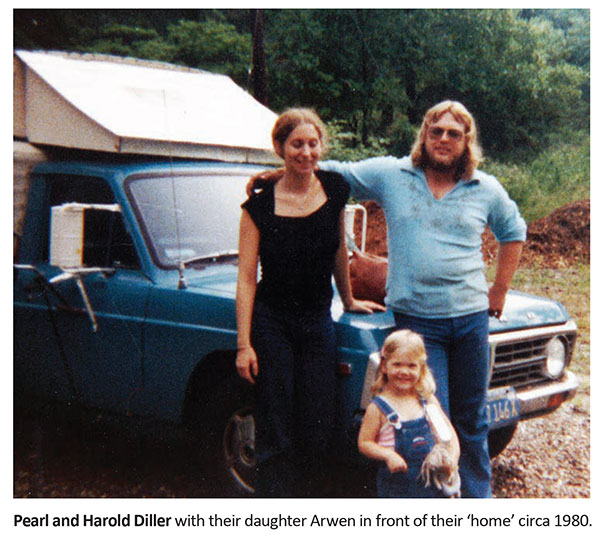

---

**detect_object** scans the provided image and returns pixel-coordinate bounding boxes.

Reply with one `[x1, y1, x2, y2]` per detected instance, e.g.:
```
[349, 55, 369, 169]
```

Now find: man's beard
[424, 149, 466, 173]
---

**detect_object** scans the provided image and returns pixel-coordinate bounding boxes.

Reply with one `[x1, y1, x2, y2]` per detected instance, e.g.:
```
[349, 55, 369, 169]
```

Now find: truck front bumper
[486, 370, 579, 431]
[516, 370, 579, 418]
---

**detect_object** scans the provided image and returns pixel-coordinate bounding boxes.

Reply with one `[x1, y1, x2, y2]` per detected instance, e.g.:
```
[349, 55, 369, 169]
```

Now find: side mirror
[50, 203, 121, 268]
[344, 204, 367, 253]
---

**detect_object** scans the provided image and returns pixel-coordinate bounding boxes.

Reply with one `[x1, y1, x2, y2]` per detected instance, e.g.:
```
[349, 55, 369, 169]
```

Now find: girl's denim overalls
[373, 395, 444, 498]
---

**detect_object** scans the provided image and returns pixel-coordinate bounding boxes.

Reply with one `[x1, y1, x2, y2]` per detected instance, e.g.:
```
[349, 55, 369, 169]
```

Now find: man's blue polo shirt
[320, 156, 527, 318]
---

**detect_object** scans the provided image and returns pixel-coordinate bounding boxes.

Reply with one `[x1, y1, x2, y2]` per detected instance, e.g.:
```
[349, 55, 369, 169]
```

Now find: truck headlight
[544, 336, 567, 378]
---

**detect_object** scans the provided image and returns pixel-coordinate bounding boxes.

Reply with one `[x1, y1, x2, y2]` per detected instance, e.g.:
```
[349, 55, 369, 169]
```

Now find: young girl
[358, 329, 461, 498]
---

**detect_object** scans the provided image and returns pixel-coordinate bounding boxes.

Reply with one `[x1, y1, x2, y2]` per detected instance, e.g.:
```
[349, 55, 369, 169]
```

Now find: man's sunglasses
[428, 127, 465, 141]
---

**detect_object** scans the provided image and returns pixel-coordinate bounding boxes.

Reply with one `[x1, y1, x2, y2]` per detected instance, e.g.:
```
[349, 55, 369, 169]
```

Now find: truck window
[126, 172, 248, 268]
[44, 174, 140, 269]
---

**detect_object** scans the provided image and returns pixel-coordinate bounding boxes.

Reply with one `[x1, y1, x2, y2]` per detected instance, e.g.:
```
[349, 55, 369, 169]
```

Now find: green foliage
[14, 10, 253, 86]
[483, 131, 589, 223]
[77, 18, 252, 87]
[326, 121, 390, 162]
[79, 23, 168, 59]
[164, 20, 251, 84]
[258, 9, 589, 155]
[14, 8, 589, 189]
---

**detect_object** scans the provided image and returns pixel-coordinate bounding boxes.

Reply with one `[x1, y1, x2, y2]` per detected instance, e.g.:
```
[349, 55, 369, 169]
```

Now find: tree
[14, 8, 588, 156]
[250, 9, 268, 105]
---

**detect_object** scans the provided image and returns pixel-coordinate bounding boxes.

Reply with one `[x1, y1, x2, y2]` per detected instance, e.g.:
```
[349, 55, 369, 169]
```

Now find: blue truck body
[13, 157, 579, 493]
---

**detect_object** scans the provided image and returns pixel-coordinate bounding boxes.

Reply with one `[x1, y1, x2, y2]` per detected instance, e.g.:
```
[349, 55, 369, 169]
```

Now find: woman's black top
[241, 170, 350, 313]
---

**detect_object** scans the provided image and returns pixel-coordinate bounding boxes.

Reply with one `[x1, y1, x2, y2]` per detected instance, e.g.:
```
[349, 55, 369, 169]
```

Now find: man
[251, 101, 526, 497]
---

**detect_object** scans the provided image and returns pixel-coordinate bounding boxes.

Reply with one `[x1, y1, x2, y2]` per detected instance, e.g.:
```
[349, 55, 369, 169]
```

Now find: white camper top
[14, 50, 280, 164]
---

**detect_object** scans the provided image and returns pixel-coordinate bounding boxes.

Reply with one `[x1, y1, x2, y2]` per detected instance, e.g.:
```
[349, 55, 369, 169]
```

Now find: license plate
[485, 388, 520, 428]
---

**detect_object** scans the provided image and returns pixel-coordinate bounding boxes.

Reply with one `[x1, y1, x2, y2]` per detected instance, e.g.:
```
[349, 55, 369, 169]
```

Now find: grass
[488, 262, 590, 413]
[483, 131, 590, 223]
[484, 131, 590, 412]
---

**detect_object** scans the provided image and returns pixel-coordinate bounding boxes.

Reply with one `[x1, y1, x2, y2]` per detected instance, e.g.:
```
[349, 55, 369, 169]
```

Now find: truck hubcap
[223, 407, 256, 493]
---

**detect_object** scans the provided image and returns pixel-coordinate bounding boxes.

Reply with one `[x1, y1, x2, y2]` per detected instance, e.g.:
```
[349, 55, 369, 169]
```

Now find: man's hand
[246, 168, 285, 197]
[488, 282, 508, 318]
[489, 241, 523, 318]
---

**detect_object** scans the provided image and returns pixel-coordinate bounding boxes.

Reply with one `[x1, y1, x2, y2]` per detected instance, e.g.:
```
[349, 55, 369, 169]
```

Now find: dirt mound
[483, 199, 590, 267]
[354, 200, 389, 257]
[355, 199, 590, 268]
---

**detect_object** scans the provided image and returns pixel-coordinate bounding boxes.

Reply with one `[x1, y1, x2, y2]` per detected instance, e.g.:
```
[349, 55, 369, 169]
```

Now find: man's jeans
[393, 310, 493, 498]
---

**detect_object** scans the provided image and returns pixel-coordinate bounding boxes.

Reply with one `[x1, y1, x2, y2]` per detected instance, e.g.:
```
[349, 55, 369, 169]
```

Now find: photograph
[10, 5, 591, 535]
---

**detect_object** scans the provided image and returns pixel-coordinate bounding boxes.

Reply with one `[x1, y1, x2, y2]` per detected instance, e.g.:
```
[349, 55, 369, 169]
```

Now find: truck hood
[186, 268, 570, 334]
[332, 289, 570, 333]
[488, 289, 570, 332]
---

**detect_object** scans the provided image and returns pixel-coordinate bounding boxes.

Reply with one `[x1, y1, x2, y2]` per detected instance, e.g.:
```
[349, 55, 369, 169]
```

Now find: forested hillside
[14, 9, 589, 217]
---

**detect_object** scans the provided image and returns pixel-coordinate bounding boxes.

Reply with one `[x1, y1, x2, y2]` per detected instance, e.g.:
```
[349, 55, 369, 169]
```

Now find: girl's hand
[236, 347, 258, 384]
[385, 452, 408, 474]
[343, 298, 386, 314]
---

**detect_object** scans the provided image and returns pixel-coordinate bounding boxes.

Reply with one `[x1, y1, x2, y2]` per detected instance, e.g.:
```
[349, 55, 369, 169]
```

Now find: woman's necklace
[295, 182, 313, 211]
[279, 174, 316, 212]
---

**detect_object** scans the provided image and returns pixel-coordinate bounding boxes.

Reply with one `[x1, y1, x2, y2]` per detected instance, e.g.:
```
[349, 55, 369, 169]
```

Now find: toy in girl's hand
[358, 329, 461, 498]
[420, 401, 461, 497]
[419, 443, 461, 497]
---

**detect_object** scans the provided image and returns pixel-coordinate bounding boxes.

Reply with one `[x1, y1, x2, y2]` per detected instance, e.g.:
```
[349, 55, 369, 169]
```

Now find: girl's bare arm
[358, 403, 407, 473]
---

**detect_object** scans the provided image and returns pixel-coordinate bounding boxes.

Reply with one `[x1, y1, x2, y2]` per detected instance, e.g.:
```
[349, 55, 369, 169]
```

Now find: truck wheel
[195, 376, 257, 495]
[488, 424, 517, 458]
[222, 401, 257, 494]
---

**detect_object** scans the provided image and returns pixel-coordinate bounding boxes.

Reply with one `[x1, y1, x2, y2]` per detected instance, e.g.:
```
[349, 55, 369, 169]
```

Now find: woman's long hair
[271, 108, 328, 158]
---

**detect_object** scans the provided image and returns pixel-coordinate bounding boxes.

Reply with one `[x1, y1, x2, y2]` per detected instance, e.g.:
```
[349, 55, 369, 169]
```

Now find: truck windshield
[127, 172, 250, 268]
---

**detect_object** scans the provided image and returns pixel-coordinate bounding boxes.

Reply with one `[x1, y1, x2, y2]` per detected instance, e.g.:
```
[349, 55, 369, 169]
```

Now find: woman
[236, 108, 384, 497]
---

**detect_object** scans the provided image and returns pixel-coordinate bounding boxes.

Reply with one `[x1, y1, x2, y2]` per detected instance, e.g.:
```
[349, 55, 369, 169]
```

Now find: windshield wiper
[183, 250, 239, 266]
[174, 251, 239, 290]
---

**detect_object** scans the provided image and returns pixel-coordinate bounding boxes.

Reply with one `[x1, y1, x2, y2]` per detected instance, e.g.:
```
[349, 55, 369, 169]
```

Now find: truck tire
[488, 424, 517, 458]
[195, 375, 257, 496]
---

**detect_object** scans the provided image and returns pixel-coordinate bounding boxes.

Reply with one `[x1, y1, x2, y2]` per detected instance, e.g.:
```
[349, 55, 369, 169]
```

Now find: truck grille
[489, 332, 576, 389]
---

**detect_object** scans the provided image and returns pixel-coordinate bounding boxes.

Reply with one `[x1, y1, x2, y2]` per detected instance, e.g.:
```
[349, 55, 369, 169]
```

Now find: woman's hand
[385, 452, 408, 474]
[236, 347, 259, 384]
[343, 298, 386, 314]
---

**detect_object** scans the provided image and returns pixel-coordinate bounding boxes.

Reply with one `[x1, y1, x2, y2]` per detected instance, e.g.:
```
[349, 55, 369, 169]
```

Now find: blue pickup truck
[13, 51, 578, 496]
[13, 155, 579, 494]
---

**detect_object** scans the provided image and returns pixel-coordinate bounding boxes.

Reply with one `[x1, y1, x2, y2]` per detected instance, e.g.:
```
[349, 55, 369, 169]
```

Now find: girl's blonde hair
[371, 329, 436, 399]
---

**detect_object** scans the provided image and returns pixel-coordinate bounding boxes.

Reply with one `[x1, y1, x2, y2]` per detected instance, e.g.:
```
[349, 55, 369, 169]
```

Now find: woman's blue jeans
[393, 310, 493, 498]
[251, 300, 337, 497]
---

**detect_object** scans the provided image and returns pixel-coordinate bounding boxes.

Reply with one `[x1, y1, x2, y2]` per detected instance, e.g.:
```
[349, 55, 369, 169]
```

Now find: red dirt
[354, 199, 590, 268]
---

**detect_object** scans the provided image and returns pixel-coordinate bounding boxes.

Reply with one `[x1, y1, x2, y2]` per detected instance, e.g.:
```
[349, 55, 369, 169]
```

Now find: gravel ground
[491, 402, 590, 498]
[14, 399, 590, 498]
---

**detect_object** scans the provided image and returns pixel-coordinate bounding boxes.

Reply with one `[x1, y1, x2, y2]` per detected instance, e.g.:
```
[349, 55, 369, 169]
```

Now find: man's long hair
[410, 100, 483, 179]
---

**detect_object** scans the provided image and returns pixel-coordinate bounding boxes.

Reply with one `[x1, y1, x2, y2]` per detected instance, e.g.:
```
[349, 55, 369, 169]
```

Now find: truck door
[14, 173, 151, 414]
